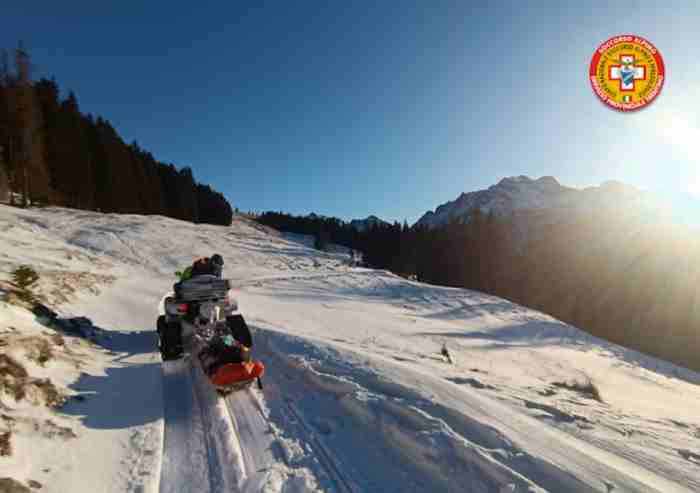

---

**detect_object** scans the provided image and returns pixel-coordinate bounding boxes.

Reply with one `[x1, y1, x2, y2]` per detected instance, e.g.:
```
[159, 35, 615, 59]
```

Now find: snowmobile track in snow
[160, 359, 212, 493]
[224, 384, 350, 493]
[283, 398, 357, 493]
[159, 344, 360, 493]
[160, 358, 243, 493]
[223, 389, 275, 488]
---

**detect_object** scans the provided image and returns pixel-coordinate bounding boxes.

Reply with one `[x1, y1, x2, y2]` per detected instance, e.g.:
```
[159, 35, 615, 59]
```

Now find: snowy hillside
[0, 204, 699, 493]
[415, 176, 665, 228]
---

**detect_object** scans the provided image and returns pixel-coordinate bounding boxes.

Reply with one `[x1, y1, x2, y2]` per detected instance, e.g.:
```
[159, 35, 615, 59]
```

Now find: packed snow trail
[159, 360, 212, 493]
[224, 391, 276, 492]
[158, 348, 335, 493]
[160, 357, 249, 493]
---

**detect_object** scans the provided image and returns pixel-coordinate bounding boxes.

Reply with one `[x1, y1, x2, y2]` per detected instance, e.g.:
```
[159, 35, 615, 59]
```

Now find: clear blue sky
[2, 2, 699, 223]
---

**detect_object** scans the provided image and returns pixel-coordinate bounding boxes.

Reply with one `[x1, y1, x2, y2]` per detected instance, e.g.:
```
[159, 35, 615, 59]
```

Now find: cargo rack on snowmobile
[173, 276, 231, 302]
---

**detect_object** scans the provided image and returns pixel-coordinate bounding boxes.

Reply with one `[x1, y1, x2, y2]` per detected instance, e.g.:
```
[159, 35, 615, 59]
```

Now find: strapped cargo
[173, 275, 231, 302]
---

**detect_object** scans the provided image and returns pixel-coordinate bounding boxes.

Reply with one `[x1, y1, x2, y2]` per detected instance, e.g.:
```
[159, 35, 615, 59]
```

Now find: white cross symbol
[609, 55, 645, 91]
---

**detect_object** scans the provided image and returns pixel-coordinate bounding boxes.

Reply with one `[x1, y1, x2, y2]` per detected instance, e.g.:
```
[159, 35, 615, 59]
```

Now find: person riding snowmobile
[176, 254, 224, 281]
[160, 254, 228, 357]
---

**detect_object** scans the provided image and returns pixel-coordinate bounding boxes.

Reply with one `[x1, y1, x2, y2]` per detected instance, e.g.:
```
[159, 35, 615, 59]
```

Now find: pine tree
[0, 143, 9, 202]
[13, 42, 50, 205]
[0, 40, 233, 223]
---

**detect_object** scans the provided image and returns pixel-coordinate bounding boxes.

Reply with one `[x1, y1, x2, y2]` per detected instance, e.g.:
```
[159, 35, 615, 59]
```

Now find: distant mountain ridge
[349, 215, 389, 231]
[415, 175, 660, 228]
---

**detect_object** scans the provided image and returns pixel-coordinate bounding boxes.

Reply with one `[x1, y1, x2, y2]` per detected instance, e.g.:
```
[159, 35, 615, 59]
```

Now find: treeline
[258, 209, 513, 289]
[258, 209, 700, 373]
[0, 43, 232, 225]
[257, 212, 360, 248]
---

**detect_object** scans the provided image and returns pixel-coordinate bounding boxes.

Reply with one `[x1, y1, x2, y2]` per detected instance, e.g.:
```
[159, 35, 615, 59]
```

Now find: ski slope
[0, 205, 699, 492]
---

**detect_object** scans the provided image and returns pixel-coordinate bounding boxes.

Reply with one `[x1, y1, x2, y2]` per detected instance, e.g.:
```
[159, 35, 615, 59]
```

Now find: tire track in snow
[159, 359, 214, 493]
[224, 381, 338, 492]
[283, 398, 356, 493]
[160, 355, 322, 493]
[160, 358, 244, 493]
[191, 366, 229, 493]
[224, 390, 279, 491]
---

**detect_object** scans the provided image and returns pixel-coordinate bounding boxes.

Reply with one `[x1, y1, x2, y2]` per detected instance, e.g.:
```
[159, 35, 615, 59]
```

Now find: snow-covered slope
[416, 176, 664, 228]
[0, 205, 699, 493]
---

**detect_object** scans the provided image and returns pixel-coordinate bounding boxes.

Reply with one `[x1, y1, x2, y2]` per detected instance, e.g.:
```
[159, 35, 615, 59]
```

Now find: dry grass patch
[49, 333, 64, 347]
[40, 419, 75, 440]
[0, 355, 64, 408]
[0, 355, 28, 401]
[22, 338, 53, 367]
[0, 431, 11, 456]
[552, 378, 603, 403]
[0, 414, 74, 456]
[38, 271, 116, 305]
[31, 380, 64, 408]
[0, 283, 38, 311]
[3, 266, 115, 308]
[0, 355, 28, 379]
[0, 478, 32, 492]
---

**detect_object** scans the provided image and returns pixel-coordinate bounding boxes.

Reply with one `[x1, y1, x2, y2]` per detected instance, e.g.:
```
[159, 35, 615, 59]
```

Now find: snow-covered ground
[0, 204, 699, 492]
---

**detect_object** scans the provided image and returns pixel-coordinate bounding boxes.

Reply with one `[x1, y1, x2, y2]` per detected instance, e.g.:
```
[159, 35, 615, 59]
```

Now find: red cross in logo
[609, 54, 646, 92]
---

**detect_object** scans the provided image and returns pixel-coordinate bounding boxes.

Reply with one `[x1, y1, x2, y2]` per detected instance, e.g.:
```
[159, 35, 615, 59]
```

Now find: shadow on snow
[32, 303, 163, 429]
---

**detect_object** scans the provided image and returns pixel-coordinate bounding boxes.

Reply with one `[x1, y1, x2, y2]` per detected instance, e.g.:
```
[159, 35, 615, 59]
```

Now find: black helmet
[211, 254, 224, 266]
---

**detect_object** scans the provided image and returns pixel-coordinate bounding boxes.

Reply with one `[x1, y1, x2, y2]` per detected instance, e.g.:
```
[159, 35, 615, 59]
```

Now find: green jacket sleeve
[176, 266, 193, 281]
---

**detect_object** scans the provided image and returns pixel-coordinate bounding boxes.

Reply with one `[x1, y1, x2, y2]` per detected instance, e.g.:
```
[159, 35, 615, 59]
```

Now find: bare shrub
[11, 266, 38, 291]
[10, 266, 39, 304]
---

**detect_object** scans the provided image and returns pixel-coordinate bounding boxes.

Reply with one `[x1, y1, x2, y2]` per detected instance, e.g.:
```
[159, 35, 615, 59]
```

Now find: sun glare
[645, 109, 700, 196]
[687, 177, 700, 197]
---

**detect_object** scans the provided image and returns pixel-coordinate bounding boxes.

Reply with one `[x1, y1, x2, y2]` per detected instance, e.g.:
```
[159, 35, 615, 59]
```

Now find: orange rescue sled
[210, 360, 265, 387]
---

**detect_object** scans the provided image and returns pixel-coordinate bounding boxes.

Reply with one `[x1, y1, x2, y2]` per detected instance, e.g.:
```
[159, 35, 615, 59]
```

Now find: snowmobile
[157, 274, 264, 393]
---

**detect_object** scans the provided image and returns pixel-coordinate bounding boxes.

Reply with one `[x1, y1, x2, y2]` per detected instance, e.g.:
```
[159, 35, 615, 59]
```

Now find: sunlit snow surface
[0, 205, 698, 492]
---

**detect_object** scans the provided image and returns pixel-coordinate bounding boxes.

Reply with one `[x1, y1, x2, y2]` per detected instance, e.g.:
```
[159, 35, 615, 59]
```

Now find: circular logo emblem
[589, 35, 665, 111]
